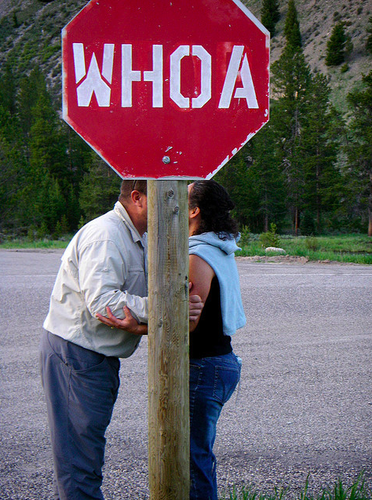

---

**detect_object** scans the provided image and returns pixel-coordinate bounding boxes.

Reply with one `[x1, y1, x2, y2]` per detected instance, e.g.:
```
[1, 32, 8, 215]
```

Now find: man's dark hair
[189, 180, 239, 239]
[119, 180, 147, 204]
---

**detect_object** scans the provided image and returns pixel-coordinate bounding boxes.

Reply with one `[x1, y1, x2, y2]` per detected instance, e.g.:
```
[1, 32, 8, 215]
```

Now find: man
[40, 180, 202, 500]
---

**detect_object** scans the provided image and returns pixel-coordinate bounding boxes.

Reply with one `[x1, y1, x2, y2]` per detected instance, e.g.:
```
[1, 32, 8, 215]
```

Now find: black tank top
[190, 276, 232, 359]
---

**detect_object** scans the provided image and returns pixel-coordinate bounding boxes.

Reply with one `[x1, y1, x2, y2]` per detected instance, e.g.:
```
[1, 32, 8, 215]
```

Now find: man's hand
[96, 306, 148, 335]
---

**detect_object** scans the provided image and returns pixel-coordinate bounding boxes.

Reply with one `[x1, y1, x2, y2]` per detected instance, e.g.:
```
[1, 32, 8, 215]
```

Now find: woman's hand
[189, 255, 214, 331]
[96, 306, 148, 335]
[189, 291, 204, 322]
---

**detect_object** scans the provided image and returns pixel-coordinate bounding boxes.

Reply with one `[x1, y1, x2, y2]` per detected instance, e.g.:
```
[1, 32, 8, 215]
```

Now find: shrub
[27, 227, 36, 242]
[305, 236, 319, 251]
[259, 223, 281, 248]
[239, 225, 251, 247]
[37, 221, 49, 239]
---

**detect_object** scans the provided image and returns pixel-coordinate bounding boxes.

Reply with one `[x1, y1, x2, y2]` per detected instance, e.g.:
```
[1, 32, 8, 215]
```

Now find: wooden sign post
[147, 180, 190, 499]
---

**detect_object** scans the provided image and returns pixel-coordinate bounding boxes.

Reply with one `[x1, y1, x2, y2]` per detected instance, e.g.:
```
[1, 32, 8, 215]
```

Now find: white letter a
[219, 46, 258, 109]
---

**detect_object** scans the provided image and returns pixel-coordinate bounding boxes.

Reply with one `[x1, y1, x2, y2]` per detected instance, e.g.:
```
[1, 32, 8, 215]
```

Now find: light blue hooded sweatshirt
[189, 232, 246, 336]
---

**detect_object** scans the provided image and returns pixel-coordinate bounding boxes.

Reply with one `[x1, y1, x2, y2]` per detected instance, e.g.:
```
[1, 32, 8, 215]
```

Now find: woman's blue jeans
[189, 352, 241, 500]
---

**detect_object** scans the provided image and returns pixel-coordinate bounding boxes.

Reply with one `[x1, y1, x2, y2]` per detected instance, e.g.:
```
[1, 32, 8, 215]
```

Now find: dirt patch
[236, 255, 367, 265]
[236, 255, 310, 264]
[236, 254, 368, 265]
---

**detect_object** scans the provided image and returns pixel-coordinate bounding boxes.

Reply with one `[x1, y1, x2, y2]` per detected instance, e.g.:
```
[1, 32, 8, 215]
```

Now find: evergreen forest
[0, 0, 372, 239]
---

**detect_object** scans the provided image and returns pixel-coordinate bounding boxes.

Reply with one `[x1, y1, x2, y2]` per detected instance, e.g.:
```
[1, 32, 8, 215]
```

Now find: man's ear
[131, 190, 142, 205]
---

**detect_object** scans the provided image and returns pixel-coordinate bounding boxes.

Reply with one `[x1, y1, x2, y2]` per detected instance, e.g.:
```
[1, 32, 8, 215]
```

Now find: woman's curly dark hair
[189, 180, 239, 240]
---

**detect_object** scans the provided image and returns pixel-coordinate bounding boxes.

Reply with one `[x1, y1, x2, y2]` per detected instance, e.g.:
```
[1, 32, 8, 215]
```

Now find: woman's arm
[188, 254, 215, 332]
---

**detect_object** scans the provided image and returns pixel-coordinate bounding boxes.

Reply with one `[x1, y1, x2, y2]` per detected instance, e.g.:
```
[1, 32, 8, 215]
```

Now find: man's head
[119, 180, 148, 236]
[119, 180, 147, 201]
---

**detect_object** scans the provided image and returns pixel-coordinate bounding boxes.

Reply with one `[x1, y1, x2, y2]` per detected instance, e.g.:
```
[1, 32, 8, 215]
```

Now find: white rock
[265, 247, 286, 254]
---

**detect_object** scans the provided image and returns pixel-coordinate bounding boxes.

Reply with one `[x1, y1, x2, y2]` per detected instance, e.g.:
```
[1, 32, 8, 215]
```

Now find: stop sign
[62, 0, 269, 179]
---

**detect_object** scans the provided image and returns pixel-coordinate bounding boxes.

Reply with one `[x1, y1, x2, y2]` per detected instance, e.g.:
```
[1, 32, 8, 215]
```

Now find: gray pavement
[0, 249, 371, 499]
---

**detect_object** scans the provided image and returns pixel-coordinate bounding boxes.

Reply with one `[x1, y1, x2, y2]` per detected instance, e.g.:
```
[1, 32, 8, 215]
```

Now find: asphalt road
[0, 249, 371, 499]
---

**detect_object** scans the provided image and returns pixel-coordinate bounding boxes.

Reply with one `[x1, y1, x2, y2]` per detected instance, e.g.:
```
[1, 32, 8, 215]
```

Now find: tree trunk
[368, 173, 372, 237]
[294, 206, 299, 236]
[264, 192, 269, 232]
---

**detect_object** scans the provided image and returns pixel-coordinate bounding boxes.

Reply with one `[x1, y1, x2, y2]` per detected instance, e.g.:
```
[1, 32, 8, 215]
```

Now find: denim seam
[189, 361, 204, 426]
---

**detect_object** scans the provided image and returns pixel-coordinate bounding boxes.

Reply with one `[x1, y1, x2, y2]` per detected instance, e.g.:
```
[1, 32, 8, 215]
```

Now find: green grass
[237, 234, 372, 265]
[0, 237, 70, 250]
[1, 234, 372, 265]
[221, 472, 371, 499]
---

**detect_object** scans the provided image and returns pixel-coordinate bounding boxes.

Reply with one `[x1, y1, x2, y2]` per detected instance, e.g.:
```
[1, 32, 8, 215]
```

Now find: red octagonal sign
[62, 0, 269, 179]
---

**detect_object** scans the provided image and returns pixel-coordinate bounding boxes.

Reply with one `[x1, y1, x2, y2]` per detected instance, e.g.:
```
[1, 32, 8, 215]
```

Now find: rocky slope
[246, 0, 372, 111]
[0, 0, 371, 111]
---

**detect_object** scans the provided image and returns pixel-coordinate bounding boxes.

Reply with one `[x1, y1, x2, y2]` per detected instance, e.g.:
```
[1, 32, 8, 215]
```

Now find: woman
[187, 180, 246, 500]
[97, 180, 246, 500]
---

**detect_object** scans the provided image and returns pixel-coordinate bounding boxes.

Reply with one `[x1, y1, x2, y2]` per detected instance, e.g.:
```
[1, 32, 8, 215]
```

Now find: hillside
[0, 0, 372, 112]
[244, 0, 372, 111]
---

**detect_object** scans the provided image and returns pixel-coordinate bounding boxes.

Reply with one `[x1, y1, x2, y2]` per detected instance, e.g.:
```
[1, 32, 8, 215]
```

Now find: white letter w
[73, 43, 114, 107]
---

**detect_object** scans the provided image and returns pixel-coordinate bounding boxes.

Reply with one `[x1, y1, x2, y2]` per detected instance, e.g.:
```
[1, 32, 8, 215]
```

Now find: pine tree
[246, 107, 287, 232]
[79, 155, 122, 223]
[284, 0, 302, 48]
[271, 0, 311, 234]
[345, 71, 372, 236]
[0, 64, 17, 116]
[299, 74, 343, 233]
[214, 149, 253, 228]
[0, 64, 21, 230]
[15, 68, 91, 234]
[17, 67, 46, 140]
[366, 17, 372, 55]
[29, 90, 66, 180]
[0, 106, 27, 231]
[24, 73, 68, 231]
[37, 174, 66, 233]
[325, 22, 347, 66]
[261, 0, 280, 36]
[66, 184, 82, 232]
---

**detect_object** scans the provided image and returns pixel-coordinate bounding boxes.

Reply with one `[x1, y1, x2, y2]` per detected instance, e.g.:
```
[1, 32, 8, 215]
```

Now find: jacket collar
[114, 201, 144, 245]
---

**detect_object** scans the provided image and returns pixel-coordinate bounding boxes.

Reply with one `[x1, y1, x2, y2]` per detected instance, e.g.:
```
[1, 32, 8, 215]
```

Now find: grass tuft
[220, 472, 371, 500]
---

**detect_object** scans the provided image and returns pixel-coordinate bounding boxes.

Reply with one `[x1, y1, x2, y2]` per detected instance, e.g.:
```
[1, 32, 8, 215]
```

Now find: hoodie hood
[189, 231, 246, 336]
[189, 232, 241, 256]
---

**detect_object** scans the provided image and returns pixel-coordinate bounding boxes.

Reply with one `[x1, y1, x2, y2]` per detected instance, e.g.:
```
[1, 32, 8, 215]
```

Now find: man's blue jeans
[189, 352, 241, 500]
